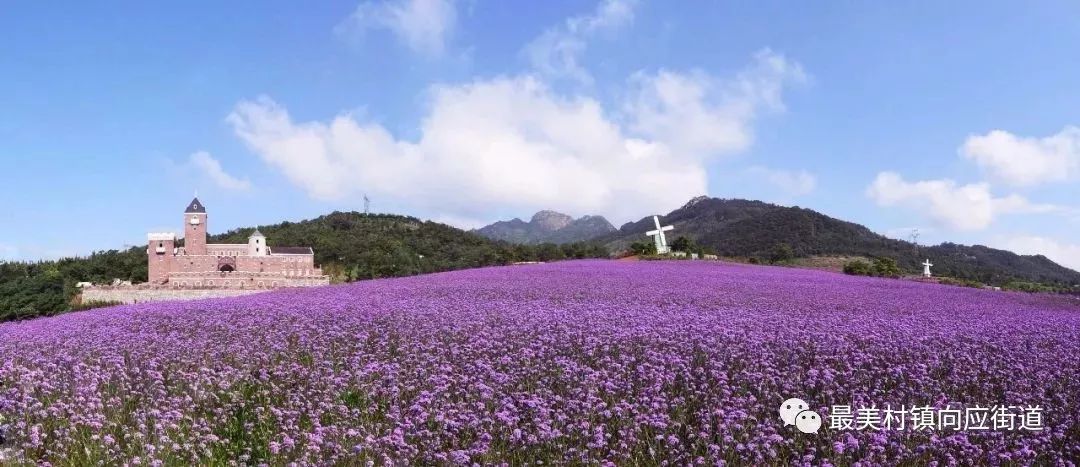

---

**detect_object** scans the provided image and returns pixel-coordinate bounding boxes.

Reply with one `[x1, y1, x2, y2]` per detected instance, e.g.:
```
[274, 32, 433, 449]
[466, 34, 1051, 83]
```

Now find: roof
[249, 228, 265, 238]
[185, 197, 206, 213]
[270, 246, 313, 255]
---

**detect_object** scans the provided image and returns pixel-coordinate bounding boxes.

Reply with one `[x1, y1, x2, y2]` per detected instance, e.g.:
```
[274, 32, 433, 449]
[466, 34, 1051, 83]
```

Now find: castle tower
[147, 233, 177, 284]
[184, 197, 207, 255]
[248, 228, 268, 256]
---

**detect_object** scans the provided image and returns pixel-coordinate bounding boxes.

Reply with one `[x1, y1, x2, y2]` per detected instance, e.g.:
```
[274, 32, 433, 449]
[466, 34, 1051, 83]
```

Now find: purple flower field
[1, 260, 1079, 465]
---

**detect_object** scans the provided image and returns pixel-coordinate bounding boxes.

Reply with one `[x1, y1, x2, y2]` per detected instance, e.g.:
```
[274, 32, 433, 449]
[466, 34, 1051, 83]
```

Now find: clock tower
[184, 197, 207, 255]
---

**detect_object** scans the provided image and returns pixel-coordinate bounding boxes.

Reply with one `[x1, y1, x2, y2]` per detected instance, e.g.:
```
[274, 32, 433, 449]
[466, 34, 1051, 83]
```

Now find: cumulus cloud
[189, 151, 252, 191]
[745, 166, 817, 197]
[336, 0, 457, 56]
[866, 172, 1061, 231]
[227, 51, 804, 223]
[960, 126, 1080, 186]
[625, 50, 807, 157]
[995, 235, 1080, 272]
[524, 0, 638, 83]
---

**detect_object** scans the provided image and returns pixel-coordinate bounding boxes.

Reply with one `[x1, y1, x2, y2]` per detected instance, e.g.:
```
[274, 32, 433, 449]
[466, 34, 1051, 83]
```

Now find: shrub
[872, 257, 901, 278]
[70, 300, 125, 312]
[939, 277, 984, 289]
[627, 241, 657, 256]
[843, 257, 902, 278]
[1002, 281, 1061, 294]
[843, 259, 874, 276]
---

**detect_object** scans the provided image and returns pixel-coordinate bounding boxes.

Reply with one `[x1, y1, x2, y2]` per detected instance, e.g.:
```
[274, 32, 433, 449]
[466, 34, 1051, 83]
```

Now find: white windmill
[922, 259, 933, 278]
[645, 215, 675, 254]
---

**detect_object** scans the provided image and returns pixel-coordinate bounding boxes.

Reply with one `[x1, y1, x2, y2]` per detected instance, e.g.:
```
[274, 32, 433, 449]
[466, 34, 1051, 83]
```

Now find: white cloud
[960, 126, 1080, 186]
[625, 50, 807, 157]
[189, 151, 252, 191]
[336, 0, 457, 56]
[866, 172, 1061, 231]
[995, 235, 1080, 272]
[227, 51, 804, 224]
[745, 166, 816, 197]
[431, 214, 489, 230]
[524, 0, 638, 83]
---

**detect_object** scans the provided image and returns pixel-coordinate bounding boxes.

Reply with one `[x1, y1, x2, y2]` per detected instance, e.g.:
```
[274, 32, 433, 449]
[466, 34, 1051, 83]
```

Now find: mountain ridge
[596, 197, 1080, 285]
[474, 210, 617, 244]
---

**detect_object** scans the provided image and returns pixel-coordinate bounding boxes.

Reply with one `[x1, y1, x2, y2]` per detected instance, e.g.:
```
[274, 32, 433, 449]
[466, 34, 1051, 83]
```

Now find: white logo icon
[795, 410, 822, 433]
[779, 398, 809, 426]
[779, 397, 822, 434]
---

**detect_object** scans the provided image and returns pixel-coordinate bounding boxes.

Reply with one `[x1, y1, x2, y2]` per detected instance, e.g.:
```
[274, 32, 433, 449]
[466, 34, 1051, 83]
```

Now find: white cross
[645, 215, 674, 254]
[922, 259, 933, 278]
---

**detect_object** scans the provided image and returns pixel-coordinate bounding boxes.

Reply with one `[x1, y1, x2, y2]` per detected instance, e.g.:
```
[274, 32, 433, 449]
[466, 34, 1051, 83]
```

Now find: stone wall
[165, 271, 329, 289]
[81, 287, 265, 305]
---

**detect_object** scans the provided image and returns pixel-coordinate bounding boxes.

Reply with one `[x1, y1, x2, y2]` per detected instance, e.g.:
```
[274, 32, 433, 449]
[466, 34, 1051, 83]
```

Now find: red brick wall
[147, 238, 175, 284]
[184, 213, 207, 255]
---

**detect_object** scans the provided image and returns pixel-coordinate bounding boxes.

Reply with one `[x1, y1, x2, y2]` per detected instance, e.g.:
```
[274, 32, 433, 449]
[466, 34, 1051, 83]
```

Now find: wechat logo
[780, 397, 822, 434]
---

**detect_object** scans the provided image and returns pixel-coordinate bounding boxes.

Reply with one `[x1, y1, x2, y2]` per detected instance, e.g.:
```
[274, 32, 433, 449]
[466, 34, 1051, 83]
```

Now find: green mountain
[597, 197, 1080, 286]
[0, 212, 607, 322]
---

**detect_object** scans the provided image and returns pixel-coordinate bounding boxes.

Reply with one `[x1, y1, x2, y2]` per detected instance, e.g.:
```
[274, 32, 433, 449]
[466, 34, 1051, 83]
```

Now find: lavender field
[1, 260, 1079, 465]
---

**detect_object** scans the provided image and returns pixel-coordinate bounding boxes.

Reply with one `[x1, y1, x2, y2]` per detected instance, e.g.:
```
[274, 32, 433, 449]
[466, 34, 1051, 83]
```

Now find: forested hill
[0, 212, 607, 322]
[210, 212, 606, 280]
[597, 197, 1080, 286]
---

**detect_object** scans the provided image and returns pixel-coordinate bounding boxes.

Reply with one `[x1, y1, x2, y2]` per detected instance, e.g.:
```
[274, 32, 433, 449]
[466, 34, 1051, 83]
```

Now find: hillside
[597, 197, 1080, 286]
[0, 212, 607, 322]
[475, 210, 616, 244]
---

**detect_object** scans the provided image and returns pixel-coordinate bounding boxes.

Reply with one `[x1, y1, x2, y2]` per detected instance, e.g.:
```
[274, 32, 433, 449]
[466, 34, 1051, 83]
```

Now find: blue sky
[3, 1, 1080, 269]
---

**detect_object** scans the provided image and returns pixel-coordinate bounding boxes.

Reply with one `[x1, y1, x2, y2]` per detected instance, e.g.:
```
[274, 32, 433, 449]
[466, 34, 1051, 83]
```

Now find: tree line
[0, 212, 609, 322]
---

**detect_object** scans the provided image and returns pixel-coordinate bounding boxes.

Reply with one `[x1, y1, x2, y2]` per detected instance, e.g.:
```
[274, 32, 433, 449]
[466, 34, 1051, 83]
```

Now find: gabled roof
[270, 246, 313, 255]
[185, 197, 206, 213]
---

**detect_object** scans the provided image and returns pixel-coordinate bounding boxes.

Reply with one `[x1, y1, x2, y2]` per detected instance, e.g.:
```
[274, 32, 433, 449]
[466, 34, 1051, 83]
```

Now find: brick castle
[146, 198, 329, 289]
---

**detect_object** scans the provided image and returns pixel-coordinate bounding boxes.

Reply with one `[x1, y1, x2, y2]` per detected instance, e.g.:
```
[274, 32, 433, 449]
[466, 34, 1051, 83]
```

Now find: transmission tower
[363, 195, 370, 214]
[909, 228, 921, 257]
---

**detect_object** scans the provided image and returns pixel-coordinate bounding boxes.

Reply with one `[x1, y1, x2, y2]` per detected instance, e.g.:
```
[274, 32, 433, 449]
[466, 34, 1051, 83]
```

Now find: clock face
[190, 216, 201, 225]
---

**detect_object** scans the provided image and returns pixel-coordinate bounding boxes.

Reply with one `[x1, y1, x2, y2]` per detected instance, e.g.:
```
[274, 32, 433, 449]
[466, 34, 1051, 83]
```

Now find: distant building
[147, 198, 329, 289]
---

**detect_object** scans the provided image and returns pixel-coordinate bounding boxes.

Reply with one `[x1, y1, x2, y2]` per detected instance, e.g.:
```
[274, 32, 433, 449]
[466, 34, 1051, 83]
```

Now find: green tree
[769, 243, 795, 264]
[670, 236, 694, 253]
[628, 241, 657, 256]
[872, 257, 902, 278]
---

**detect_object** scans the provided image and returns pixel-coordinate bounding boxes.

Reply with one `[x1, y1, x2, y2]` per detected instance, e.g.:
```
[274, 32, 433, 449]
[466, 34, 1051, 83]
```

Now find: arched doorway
[217, 256, 236, 273]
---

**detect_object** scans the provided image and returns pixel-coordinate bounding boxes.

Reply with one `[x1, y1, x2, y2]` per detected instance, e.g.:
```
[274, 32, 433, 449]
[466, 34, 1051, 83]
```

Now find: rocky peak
[530, 210, 574, 232]
[683, 195, 711, 209]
